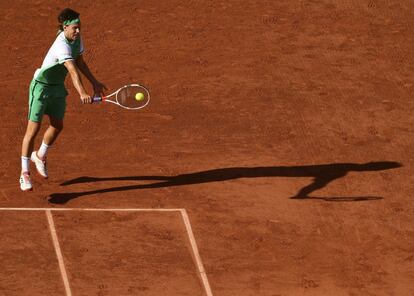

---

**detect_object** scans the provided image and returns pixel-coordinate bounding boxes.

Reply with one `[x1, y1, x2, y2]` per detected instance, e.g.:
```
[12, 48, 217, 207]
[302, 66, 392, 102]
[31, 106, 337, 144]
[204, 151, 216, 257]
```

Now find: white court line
[0, 207, 214, 296]
[0, 207, 182, 212]
[46, 210, 72, 296]
[180, 209, 213, 296]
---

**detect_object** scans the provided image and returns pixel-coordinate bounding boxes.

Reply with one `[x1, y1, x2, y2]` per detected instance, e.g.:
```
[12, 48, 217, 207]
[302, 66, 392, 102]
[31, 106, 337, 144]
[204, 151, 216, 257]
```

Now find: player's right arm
[64, 60, 92, 104]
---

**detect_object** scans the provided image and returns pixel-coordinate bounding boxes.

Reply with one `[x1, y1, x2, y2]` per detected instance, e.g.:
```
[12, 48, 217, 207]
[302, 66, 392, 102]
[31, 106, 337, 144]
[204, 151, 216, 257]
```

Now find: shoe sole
[32, 166, 48, 179]
[36, 172, 48, 179]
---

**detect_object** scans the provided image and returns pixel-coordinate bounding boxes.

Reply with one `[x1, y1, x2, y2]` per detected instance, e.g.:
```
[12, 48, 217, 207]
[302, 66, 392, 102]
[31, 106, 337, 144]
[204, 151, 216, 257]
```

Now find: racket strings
[116, 85, 149, 109]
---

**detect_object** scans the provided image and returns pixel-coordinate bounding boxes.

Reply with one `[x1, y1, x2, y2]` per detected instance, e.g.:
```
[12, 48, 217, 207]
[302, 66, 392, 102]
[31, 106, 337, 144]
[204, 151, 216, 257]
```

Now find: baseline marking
[0, 207, 182, 212]
[0, 207, 213, 296]
[46, 210, 72, 296]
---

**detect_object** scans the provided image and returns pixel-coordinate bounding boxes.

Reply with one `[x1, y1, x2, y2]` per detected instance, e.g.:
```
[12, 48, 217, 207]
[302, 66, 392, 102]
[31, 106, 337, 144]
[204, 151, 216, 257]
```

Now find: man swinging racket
[19, 8, 106, 191]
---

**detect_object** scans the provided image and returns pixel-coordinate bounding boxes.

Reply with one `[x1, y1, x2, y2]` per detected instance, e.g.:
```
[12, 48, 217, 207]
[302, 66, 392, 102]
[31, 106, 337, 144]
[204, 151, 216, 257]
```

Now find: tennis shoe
[20, 172, 33, 191]
[31, 151, 48, 179]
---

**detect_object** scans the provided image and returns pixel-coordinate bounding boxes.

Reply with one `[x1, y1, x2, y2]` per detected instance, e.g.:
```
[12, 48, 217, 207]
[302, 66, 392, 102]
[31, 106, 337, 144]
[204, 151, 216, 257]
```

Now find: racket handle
[93, 96, 102, 103]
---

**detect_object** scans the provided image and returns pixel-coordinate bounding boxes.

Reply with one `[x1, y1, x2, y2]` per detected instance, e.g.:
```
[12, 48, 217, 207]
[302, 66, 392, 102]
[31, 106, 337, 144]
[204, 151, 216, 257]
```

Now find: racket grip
[92, 96, 102, 103]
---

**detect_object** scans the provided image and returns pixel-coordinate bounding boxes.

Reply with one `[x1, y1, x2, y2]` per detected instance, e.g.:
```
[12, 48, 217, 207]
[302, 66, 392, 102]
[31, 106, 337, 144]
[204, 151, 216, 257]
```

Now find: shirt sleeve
[56, 42, 75, 64]
[79, 37, 85, 55]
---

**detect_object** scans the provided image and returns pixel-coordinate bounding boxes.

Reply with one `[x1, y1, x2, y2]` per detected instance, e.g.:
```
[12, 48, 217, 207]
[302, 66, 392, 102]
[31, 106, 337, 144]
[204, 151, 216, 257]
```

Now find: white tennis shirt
[33, 31, 84, 85]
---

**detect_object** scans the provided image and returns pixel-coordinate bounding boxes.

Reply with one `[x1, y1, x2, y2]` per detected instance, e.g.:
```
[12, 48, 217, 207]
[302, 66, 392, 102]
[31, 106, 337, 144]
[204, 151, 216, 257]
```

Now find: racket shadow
[49, 161, 401, 204]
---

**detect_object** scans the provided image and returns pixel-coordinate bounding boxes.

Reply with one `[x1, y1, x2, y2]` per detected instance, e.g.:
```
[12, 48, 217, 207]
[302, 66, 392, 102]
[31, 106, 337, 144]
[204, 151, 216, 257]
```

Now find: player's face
[64, 23, 81, 41]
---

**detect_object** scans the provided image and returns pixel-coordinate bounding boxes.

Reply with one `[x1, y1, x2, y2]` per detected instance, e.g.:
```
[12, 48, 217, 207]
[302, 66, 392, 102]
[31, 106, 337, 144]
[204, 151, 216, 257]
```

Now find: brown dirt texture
[0, 0, 413, 295]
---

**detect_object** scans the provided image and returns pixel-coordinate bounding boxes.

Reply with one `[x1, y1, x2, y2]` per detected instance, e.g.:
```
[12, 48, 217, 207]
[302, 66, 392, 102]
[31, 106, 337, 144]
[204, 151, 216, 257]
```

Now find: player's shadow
[48, 161, 401, 204]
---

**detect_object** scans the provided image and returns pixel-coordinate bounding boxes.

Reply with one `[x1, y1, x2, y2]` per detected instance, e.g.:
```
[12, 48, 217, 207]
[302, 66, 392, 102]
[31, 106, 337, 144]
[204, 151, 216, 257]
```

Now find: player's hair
[57, 8, 80, 31]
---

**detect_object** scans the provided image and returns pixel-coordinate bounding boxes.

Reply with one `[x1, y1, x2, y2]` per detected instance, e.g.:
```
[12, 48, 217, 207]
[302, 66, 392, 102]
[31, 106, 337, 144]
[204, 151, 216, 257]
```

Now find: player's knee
[50, 118, 64, 132]
[24, 130, 38, 141]
[24, 122, 41, 139]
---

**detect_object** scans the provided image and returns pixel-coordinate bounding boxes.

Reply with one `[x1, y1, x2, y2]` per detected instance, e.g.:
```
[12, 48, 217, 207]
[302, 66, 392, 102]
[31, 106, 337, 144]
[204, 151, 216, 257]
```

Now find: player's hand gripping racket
[93, 84, 150, 110]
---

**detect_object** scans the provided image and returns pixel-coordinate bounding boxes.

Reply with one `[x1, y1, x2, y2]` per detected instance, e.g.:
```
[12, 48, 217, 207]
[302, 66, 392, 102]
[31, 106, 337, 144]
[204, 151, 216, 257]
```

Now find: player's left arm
[76, 54, 107, 97]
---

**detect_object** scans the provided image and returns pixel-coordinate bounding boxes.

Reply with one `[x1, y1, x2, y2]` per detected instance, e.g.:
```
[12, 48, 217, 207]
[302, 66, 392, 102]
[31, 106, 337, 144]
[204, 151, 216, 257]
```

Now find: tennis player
[20, 8, 106, 191]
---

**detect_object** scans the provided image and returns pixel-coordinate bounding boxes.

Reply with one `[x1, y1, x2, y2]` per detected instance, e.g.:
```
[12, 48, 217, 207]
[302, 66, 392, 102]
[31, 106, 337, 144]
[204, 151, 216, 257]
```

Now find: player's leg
[20, 81, 46, 190]
[42, 115, 63, 146]
[20, 120, 42, 190]
[36, 115, 63, 159]
[32, 95, 66, 178]
[21, 120, 42, 161]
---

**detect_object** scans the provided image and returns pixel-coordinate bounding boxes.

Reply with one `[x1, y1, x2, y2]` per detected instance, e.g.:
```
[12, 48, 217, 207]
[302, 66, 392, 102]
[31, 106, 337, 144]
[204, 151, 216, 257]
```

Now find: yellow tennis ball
[135, 92, 144, 101]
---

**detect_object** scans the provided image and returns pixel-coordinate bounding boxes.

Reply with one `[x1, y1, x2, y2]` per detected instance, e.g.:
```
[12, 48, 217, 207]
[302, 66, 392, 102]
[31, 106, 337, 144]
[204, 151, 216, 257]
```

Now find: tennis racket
[93, 84, 150, 110]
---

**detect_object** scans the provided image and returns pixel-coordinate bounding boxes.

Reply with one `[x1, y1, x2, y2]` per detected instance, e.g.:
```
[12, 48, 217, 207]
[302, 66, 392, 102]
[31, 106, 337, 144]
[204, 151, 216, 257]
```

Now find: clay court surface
[0, 0, 413, 295]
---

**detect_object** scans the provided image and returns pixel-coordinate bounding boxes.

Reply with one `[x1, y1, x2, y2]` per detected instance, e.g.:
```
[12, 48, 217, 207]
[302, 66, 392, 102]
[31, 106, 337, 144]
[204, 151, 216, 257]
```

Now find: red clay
[0, 0, 413, 295]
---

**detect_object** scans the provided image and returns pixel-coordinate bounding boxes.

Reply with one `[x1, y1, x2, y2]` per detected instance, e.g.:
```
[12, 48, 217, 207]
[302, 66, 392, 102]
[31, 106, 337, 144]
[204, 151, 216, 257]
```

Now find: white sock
[37, 141, 50, 159]
[21, 156, 30, 173]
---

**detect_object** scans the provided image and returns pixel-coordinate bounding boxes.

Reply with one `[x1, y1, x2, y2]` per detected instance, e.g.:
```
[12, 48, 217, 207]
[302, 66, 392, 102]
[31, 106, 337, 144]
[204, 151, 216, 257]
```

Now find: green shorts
[28, 79, 68, 122]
